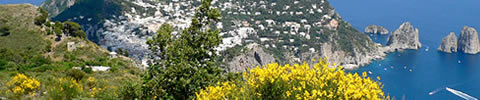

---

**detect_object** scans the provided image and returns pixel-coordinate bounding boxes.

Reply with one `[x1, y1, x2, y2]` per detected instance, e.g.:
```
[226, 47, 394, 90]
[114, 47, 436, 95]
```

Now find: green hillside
[0, 4, 141, 99]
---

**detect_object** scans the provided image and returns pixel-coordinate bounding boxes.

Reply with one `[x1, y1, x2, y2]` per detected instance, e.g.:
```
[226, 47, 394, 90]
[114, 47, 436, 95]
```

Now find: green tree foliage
[120, 80, 142, 99]
[143, 0, 224, 99]
[66, 69, 87, 82]
[34, 7, 48, 25]
[0, 59, 7, 70]
[63, 21, 86, 39]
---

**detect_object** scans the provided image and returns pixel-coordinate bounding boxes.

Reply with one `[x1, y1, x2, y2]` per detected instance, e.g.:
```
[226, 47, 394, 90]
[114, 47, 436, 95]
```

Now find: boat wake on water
[428, 88, 443, 95]
[445, 87, 478, 100]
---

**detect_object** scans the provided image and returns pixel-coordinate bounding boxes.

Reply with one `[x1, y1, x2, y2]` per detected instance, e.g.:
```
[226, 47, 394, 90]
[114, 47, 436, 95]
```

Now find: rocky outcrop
[227, 43, 275, 72]
[40, 0, 76, 17]
[316, 43, 386, 70]
[438, 32, 458, 53]
[365, 25, 389, 35]
[386, 22, 422, 51]
[458, 26, 480, 54]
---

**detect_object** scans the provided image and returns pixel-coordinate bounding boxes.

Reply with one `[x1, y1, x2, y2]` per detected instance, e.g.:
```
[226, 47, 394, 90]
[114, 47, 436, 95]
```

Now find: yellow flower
[362, 72, 367, 78]
[8, 74, 41, 96]
[196, 58, 385, 100]
[286, 91, 292, 96]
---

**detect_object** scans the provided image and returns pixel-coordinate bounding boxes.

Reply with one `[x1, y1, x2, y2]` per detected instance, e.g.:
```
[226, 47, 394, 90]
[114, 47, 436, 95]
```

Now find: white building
[86, 66, 111, 72]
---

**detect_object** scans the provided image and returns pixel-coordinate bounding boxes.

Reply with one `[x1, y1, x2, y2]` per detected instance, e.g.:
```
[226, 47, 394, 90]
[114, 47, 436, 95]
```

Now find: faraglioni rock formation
[365, 25, 389, 35]
[386, 22, 422, 51]
[458, 26, 480, 54]
[438, 32, 458, 53]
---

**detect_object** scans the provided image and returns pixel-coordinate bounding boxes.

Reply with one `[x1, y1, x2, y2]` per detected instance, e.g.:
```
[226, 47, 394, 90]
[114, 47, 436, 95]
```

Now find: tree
[143, 0, 224, 99]
[34, 7, 48, 25]
[63, 21, 86, 39]
[53, 21, 64, 35]
[0, 59, 7, 70]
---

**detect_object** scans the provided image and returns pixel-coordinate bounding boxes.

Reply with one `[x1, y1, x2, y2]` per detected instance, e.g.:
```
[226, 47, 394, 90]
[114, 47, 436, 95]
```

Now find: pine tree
[143, 0, 223, 99]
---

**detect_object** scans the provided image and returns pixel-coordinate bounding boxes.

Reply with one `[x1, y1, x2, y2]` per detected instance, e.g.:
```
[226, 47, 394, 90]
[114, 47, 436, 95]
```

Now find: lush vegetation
[142, 0, 229, 99]
[0, 1, 388, 99]
[0, 5, 141, 99]
[6, 73, 41, 97]
[196, 58, 387, 100]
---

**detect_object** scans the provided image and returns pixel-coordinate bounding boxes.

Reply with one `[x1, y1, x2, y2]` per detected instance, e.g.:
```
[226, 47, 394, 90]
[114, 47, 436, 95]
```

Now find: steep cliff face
[458, 26, 480, 54]
[226, 43, 275, 72]
[365, 25, 389, 35]
[438, 32, 458, 53]
[386, 22, 422, 51]
[40, 0, 76, 17]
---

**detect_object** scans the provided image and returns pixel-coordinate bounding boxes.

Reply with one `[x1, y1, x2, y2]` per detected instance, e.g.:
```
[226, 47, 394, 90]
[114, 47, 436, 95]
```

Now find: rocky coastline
[343, 22, 424, 70]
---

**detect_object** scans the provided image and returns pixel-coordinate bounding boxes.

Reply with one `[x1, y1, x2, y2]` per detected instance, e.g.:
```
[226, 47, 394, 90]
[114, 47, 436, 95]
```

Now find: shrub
[34, 8, 48, 25]
[0, 26, 10, 36]
[83, 67, 93, 74]
[119, 80, 142, 99]
[31, 64, 54, 72]
[47, 78, 84, 99]
[196, 58, 387, 100]
[109, 67, 118, 73]
[0, 59, 7, 70]
[66, 69, 86, 82]
[7, 73, 40, 97]
[73, 31, 87, 39]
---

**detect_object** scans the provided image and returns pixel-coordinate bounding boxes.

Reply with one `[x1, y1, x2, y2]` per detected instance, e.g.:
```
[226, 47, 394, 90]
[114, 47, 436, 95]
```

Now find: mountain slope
[43, 0, 385, 70]
[40, 0, 76, 17]
[0, 4, 138, 70]
[216, 0, 385, 71]
[0, 4, 142, 99]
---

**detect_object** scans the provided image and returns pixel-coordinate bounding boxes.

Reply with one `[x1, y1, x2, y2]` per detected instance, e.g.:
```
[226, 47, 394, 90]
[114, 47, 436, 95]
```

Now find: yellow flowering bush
[47, 78, 83, 99]
[87, 77, 97, 87]
[196, 59, 387, 100]
[90, 87, 102, 97]
[7, 73, 40, 96]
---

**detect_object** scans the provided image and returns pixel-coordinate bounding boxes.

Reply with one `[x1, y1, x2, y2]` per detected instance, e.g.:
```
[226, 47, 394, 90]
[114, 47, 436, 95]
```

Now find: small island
[438, 26, 480, 54]
[438, 32, 458, 53]
[458, 26, 480, 54]
[385, 22, 422, 51]
[365, 25, 389, 35]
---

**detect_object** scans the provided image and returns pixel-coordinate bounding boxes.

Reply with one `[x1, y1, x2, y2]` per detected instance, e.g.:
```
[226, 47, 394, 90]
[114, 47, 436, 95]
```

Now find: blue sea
[330, 0, 480, 99]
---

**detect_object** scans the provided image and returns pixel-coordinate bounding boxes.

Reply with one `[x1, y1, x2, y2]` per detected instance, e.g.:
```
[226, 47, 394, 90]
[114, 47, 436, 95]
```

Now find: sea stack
[458, 26, 480, 54]
[365, 25, 389, 35]
[438, 32, 458, 53]
[386, 22, 422, 51]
